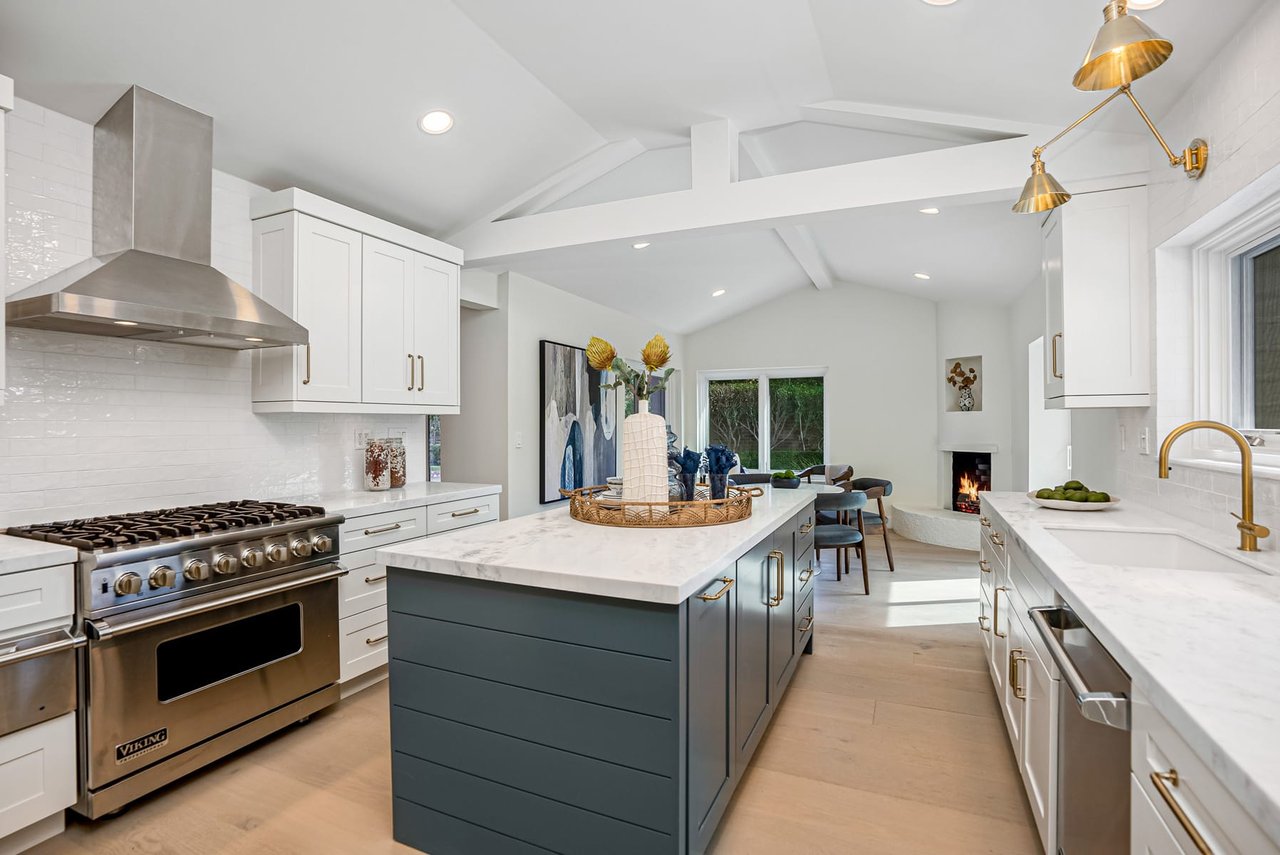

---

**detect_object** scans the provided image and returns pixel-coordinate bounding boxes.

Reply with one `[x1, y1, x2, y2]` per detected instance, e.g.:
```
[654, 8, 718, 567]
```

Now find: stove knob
[213, 554, 239, 576]
[114, 572, 143, 596]
[290, 538, 313, 558]
[312, 534, 333, 554]
[241, 547, 266, 569]
[149, 566, 178, 589]
[267, 543, 289, 563]
[184, 559, 211, 582]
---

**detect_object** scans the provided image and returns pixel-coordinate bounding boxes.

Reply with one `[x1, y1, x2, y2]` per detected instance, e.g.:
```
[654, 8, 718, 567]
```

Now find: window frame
[1231, 232, 1280, 429]
[696, 366, 828, 472]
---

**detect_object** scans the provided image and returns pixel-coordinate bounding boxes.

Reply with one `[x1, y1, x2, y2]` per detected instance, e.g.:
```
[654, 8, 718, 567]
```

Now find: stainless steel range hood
[6, 87, 307, 349]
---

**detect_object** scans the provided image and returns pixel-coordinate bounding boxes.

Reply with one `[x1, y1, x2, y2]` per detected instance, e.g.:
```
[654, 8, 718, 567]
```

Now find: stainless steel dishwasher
[1029, 606, 1131, 855]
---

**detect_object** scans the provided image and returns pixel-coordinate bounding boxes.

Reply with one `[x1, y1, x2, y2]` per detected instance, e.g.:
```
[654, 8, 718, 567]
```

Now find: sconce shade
[1073, 1, 1172, 91]
[1013, 159, 1072, 214]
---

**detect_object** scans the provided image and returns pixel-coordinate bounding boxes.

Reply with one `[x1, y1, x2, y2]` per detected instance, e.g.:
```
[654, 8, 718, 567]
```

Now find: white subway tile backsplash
[3, 98, 427, 526]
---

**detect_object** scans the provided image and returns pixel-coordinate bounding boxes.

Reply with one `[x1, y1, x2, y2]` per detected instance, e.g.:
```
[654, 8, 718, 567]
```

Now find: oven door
[83, 564, 342, 791]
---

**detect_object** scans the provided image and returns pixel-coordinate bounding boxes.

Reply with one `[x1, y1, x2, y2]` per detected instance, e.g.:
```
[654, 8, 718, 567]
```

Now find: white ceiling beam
[690, 119, 738, 187]
[738, 133, 832, 291]
[802, 100, 1042, 144]
[456, 130, 1149, 266]
[448, 138, 644, 242]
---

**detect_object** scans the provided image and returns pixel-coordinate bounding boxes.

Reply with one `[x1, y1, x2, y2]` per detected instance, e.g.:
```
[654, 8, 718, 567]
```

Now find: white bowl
[1026, 491, 1121, 511]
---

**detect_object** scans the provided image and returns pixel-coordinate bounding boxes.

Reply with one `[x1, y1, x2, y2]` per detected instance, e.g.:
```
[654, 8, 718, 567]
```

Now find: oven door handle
[0, 627, 85, 667]
[87, 564, 348, 642]
[1029, 605, 1130, 731]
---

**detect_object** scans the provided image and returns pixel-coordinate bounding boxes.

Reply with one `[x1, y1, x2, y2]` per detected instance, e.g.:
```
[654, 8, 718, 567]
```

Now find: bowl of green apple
[1027, 480, 1120, 511]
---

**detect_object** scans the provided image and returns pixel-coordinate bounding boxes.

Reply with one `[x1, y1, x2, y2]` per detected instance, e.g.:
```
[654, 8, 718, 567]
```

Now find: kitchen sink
[1044, 526, 1273, 575]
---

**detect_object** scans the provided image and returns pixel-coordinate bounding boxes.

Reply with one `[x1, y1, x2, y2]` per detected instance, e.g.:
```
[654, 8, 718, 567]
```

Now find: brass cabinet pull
[980, 516, 992, 528]
[1150, 770, 1213, 854]
[451, 508, 481, 518]
[798, 566, 814, 583]
[363, 522, 402, 536]
[767, 549, 785, 607]
[799, 522, 813, 534]
[407, 353, 415, 391]
[418, 354, 425, 391]
[365, 633, 389, 646]
[364, 573, 387, 584]
[302, 344, 312, 385]
[1010, 648, 1028, 700]
[979, 559, 992, 573]
[978, 615, 991, 632]
[1051, 333, 1064, 379]
[798, 615, 814, 633]
[697, 577, 735, 602]
[989, 532, 1004, 547]
[993, 587, 1009, 638]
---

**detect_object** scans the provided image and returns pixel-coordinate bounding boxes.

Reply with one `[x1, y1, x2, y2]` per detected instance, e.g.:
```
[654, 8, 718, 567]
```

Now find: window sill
[1168, 453, 1280, 482]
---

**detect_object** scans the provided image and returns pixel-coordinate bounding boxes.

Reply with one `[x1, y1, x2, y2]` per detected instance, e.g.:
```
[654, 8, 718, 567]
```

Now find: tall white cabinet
[250, 189, 462, 415]
[1042, 186, 1150, 409]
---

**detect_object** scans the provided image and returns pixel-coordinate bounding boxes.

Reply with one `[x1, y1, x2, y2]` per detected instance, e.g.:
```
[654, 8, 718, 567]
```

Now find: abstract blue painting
[540, 340, 618, 503]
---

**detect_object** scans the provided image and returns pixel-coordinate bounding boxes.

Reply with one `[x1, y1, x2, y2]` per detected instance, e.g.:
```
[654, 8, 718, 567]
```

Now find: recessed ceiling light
[113, 320, 138, 326]
[245, 337, 264, 343]
[920, 0, 958, 5]
[919, 207, 940, 214]
[418, 110, 454, 135]
[914, 273, 931, 280]
[632, 242, 651, 249]
[712, 289, 726, 297]
[1127, 0, 1164, 8]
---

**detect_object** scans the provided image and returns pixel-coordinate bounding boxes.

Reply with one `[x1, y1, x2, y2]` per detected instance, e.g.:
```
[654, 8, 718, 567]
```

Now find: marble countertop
[0, 534, 78, 576]
[377, 485, 819, 604]
[984, 491, 1280, 846]
[276, 481, 501, 519]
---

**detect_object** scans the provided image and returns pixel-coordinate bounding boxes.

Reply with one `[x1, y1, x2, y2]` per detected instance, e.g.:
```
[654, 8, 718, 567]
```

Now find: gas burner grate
[6, 500, 327, 550]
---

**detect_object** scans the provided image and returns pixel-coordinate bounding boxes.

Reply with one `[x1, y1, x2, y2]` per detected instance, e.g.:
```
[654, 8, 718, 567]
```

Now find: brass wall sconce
[1013, 0, 1209, 214]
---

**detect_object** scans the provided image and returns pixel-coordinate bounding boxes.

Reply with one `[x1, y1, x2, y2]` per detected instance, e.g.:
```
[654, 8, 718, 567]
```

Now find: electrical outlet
[389, 428, 408, 441]
[355, 430, 372, 449]
[1138, 427, 1151, 455]
[514, 431, 525, 449]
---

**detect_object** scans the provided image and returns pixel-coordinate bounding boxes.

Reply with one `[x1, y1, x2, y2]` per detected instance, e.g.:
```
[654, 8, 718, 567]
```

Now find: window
[700, 369, 826, 472]
[1234, 235, 1280, 430]
[428, 415, 442, 481]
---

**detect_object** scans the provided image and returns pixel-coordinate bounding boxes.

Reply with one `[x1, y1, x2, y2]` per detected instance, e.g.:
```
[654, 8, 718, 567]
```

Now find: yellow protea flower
[586, 336, 617, 371]
[641, 334, 670, 372]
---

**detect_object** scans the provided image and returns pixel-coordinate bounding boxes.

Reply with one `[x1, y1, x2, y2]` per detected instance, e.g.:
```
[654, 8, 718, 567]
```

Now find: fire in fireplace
[952, 451, 992, 515]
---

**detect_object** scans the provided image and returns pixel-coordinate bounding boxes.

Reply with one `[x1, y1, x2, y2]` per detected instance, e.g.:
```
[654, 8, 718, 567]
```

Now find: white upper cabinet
[1043, 186, 1150, 408]
[250, 189, 463, 415]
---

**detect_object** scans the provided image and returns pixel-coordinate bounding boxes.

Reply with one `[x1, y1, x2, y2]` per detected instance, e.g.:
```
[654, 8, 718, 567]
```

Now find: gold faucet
[1158, 420, 1271, 551]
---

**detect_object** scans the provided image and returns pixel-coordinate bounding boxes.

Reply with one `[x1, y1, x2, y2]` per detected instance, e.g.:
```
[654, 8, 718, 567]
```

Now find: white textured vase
[622, 399, 669, 504]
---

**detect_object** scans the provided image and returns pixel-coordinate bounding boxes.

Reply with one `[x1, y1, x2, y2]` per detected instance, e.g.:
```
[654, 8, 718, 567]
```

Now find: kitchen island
[376, 486, 818, 855]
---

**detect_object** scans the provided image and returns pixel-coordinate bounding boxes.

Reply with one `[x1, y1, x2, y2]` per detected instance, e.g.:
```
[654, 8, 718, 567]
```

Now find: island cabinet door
[768, 524, 798, 694]
[734, 536, 775, 767]
[687, 571, 736, 855]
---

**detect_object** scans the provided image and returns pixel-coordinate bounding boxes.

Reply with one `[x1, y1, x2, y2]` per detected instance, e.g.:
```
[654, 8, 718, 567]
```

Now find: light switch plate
[1138, 427, 1151, 455]
[355, 430, 372, 449]
[389, 428, 408, 441]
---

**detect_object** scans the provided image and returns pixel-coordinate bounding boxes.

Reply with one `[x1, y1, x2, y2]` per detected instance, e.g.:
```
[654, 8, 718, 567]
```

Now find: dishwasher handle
[1029, 605, 1130, 731]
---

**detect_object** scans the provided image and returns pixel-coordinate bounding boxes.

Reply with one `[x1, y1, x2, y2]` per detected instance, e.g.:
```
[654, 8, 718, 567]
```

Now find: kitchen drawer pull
[364, 573, 387, 584]
[697, 577, 735, 601]
[798, 566, 814, 583]
[1051, 333, 1064, 379]
[363, 522, 402, 536]
[365, 633, 389, 646]
[978, 559, 992, 573]
[418, 355, 425, 392]
[798, 615, 814, 633]
[993, 587, 1008, 638]
[302, 344, 312, 385]
[799, 522, 813, 534]
[989, 532, 1004, 547]
[1010, 648, 1028, 700]
[407, 353, 415, 391]
[977, 615, 990, 632]
[1150, 770, 1213, 854]
[767, 550, 785, 607]
[980, 516, 991, 528]
[450, 508, 481, 518]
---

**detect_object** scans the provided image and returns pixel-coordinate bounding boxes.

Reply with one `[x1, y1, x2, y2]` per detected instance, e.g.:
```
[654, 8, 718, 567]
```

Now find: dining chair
[849, 477, 895, 573]
[797, 464, 853, 486]
[814, 489, 870, 593]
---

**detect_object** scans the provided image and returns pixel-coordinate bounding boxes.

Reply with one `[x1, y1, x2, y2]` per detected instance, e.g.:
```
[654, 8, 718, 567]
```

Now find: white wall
[1008, 278, 1043, 492]
[1, 97, 426, 525]
[682, 281, 938, 511]
[442, 271, 684, 519]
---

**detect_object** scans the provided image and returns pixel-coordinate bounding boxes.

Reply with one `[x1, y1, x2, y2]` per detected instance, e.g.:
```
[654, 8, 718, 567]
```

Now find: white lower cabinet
[0, 713, 75, 848]
[339, 606, 389, 685]
[0, 565, 74, 642]
[1132, 774, 1185, 855]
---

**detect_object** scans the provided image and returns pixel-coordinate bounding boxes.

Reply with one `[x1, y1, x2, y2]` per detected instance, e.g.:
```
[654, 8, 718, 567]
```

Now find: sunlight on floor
[884, 577, 979, 604]
[867, 577, 980, 629]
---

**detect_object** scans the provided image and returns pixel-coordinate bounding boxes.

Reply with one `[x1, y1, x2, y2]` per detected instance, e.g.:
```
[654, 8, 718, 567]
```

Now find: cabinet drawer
[978, 541, 998, 601]
[339, 547, 387, 620]
[425, 494, 498, 535]
[1132, 773, 1186, 855]
[978, 586, 993, 656]
[340, 507, 427, 553]
[794, 589, 814, 652]
[1133, 694, 1279, 855]
[0, 565, 74, 642]
[0, 712, 76, 839]
[794, 506, 815, 560]
[339, 605, 388, 683]
[794, 546, 815, 607]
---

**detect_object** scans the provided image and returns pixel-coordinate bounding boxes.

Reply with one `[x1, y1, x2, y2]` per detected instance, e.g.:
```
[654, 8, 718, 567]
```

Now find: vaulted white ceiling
[0, 0, 1266, 331]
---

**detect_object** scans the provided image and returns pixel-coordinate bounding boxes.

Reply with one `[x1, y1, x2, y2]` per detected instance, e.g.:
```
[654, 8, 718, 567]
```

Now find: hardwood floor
[32, 535, 1038, 855]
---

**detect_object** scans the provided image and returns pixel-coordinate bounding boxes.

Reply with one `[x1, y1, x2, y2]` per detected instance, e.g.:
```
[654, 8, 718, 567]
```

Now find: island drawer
[426, 494, 499, 535]
[339, 546, 387, 620]
[0, 564, 74, 642]
[341, 507, 427, 554]
[339, 605, 388, 683]
[794, 589, 814, 652]
[794, 506, 815, 558]
[795, 547, 816, 607]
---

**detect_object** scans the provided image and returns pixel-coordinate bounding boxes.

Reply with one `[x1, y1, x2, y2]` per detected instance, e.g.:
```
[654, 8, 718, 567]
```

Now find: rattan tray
[560, 484, 763, 528]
